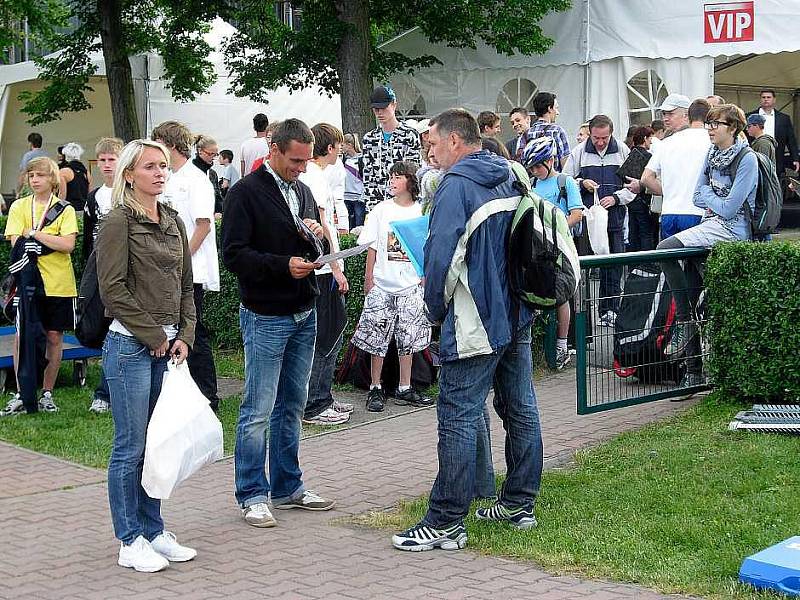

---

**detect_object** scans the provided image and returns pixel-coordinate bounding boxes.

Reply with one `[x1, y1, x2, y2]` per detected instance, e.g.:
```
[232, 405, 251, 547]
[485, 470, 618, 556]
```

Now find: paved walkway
[0, 372, 698, 600]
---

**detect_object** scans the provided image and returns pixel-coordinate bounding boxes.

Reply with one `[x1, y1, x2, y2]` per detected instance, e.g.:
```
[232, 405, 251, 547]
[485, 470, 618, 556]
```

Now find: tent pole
[582, 0, 590, 121]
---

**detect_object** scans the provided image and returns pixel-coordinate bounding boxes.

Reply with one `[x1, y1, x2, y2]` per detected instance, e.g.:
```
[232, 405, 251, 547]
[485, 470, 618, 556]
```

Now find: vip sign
[704, 2, 755, 43]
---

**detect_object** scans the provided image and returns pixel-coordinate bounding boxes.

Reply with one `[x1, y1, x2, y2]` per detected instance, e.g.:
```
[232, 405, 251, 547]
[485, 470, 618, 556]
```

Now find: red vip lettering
[704, 2, 755, 43]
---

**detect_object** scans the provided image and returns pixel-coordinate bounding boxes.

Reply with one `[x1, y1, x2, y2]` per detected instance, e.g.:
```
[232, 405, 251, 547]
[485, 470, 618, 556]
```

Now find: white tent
[382, 0, 800, 142]
[0, 19, 342, 194]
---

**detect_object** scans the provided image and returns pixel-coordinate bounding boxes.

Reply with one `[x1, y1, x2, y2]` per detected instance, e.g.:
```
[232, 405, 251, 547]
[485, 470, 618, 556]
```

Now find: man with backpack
[521, 137, 583, 369]
[392, 109, 542, 553]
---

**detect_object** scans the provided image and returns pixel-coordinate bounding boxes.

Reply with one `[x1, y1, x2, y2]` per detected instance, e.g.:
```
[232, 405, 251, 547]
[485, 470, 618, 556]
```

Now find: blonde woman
[2, 157, 77, 415]
[97, 139, 197, 572]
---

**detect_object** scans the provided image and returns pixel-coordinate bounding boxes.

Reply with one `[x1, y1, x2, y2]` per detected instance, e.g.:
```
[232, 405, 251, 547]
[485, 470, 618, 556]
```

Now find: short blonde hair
[95, 137, 124, 157]
[343, 133, 361, 153]
[26, 157, 60, 193]
[113, 140, 171, 217]
[195, 134, 218, 151]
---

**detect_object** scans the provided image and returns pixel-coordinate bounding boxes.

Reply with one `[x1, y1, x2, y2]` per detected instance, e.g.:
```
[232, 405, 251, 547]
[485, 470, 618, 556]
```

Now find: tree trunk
[97, 0, 140, 141]
[335, 0, 373, 136]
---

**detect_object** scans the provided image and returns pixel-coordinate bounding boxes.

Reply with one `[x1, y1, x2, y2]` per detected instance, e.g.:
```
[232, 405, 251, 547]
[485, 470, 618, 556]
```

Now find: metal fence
[575, 247, 712, 414]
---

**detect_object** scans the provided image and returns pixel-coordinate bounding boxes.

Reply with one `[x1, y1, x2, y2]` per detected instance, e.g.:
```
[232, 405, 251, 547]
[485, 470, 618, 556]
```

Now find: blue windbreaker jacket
[424, 150, 533, 362]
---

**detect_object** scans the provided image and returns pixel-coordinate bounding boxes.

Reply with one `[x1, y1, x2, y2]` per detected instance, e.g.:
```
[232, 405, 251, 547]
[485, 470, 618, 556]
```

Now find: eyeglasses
[704, 120, 730, 130]
[200, 149, 219, 158]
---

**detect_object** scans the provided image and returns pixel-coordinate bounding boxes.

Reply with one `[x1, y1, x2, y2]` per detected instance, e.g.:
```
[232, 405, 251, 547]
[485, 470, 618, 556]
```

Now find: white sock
[398, 385, 411, 393]
[370, 384, 381, 390]
[557, 338, 568, 352]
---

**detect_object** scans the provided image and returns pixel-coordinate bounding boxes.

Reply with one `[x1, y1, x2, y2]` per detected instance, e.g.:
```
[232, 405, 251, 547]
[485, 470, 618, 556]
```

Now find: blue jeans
[474, 404, 496, 499]
[424, 327, 543, 527]
[95, 367, 110, 402]
[305, 331, 343, 418]
[661, 214, 702, 240]
[344, 200, 366, 229]
[235, 307, 316, 507]
[104, 332, 169, 545]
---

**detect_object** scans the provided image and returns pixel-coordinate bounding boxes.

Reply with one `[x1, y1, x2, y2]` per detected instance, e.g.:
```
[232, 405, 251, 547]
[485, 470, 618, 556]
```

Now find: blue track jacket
[424, 150, 532, 362]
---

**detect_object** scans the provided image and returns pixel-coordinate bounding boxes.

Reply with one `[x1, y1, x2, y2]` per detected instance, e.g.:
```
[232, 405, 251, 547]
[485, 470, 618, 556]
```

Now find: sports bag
[75, 250, 111, 348]
[729, 146, 782, 238]
[508, 162, 580, 311]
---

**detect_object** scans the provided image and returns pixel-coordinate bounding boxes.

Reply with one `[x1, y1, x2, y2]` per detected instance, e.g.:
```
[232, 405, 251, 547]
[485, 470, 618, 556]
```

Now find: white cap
[658, 93, 691, 111]
[413, 118, 431, 135]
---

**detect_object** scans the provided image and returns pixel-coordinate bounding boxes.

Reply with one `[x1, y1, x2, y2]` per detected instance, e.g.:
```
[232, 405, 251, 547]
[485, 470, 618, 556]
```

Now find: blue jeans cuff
[241, 495, 270, 509]
[270, 484, 305, 507]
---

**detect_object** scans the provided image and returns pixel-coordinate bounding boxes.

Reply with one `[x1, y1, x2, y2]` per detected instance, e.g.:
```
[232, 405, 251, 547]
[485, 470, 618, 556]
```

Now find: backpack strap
[728, 146, 751, 181]
[41, 199, 70, 229]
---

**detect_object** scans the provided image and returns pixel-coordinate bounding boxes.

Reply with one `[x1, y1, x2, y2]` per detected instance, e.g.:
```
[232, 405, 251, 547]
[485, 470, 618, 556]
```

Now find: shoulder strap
[42, 199, 70, 228]
[728, 146, 752, 181]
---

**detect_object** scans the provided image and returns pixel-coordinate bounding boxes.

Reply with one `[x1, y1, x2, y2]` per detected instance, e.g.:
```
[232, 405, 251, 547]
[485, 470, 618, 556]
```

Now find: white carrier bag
[585, 190, 610, 255]
[142, 361, 223, 499]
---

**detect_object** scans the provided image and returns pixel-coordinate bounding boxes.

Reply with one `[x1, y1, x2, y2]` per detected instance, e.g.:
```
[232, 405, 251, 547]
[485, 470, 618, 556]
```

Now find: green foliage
[377, 393, 800, 599]
[705, 241, 800, 401]
[226, 0, 570, 100]
[0, 0, 68, 56]
[19, 1, 221, 126]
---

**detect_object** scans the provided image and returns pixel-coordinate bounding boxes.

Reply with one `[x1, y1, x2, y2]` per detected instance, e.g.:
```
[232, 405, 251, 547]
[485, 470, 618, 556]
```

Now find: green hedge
[204, 230, 368, 349]
[706, 241, 800, 400]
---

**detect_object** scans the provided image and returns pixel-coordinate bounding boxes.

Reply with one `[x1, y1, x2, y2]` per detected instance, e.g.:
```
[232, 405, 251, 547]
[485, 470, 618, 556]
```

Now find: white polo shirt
[161, 160, 220, 291]
[645, 127, 710, 217]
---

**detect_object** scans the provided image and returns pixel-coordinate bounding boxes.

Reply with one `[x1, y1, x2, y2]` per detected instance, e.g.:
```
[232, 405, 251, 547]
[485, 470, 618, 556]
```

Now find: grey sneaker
[555, 347, 571, 370]
[38, 391, 58, 413]
[475, 502, 538, 530]
[89, 397, 110, 414]
[331, 399, 354, 413]
[394, 388, 434, 407]
[597, 311, 617, 328]
[274, 490, 335, 511]
[392, 521, 467, 552]
[242, 502, 277, 527]
[0, 393, 24, 417]
[302, 407, 350, 426]
[671, 372, 707, 402]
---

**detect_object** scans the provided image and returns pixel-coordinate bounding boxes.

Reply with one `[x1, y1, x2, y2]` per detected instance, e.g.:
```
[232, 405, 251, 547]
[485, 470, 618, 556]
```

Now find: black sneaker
[394, 388, 434, 407]
[475, 502, 537, 530]
[366, 387, 385, 412]
[392, 521, 467, 552]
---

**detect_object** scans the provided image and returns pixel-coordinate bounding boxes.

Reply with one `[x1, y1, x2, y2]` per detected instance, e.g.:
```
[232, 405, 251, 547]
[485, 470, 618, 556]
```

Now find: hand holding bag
[585, 190, 610, 255]
[142, 361, 224, 499]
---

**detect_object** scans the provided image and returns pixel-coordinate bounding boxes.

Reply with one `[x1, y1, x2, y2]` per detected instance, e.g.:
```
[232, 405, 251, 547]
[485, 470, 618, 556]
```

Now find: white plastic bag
[142, 361, 223, 499]
[585, 190, 610, 255]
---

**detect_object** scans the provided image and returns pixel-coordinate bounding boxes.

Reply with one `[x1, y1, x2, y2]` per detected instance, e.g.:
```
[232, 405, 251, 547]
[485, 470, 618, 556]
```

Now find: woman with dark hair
[620, 126, 655, 251]
[481, 135, 511, 159]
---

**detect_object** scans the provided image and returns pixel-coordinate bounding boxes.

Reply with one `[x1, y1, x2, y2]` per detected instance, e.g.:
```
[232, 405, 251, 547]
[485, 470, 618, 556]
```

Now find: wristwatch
[26, 229, 36, 239]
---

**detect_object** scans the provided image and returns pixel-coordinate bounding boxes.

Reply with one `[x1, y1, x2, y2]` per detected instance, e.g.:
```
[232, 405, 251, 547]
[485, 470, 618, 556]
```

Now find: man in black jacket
[747, 89, 799, 177]
[222, 119, 336, 528]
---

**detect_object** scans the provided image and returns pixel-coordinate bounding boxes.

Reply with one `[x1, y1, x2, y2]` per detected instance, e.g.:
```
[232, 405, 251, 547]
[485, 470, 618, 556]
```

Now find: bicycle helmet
[521, 136, 556, 169]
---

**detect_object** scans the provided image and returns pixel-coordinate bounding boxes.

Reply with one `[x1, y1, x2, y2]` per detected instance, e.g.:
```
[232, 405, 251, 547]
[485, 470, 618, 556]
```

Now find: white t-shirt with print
[645, 127, 710, 217]
[161, 160, 220, 291]
[357, 199, 422, 295]
[95, 185, 113, 217]
[240, 137, 270, 174]
[299, 161, 340, 275]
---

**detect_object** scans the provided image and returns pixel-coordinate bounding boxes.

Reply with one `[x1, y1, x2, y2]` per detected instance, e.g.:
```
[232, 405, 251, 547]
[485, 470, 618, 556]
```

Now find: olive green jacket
[97, 203, 196, 350]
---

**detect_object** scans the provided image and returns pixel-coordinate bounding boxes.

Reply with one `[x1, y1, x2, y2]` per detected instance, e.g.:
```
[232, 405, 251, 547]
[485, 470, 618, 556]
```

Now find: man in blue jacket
[391, 109, 543, 552]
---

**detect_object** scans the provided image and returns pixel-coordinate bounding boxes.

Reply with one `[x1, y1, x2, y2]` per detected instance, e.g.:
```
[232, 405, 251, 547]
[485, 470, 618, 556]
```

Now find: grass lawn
[360, 394, 798, 600]
[0, 360, 343, 469]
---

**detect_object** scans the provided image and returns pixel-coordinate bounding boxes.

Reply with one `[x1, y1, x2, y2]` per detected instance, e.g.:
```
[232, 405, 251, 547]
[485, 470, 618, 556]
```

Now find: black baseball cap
[370, 85, 397, 109]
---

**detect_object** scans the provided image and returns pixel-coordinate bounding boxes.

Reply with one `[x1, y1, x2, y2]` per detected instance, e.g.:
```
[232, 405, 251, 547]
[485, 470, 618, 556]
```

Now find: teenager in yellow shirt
[2, 157, 78, 415]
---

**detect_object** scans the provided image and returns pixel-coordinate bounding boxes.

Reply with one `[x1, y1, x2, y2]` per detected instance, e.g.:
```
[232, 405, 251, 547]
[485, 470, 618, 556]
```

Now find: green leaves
[706, 241, 800, 401]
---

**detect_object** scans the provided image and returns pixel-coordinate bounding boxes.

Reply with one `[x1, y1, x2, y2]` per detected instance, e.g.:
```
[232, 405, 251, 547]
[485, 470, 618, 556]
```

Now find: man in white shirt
[627, 96, 711, 239]
[240, 113, 270, 175]
[747, 89, 799, 177]
[299, 123, 351, 426]
[153, 121, 221, 412]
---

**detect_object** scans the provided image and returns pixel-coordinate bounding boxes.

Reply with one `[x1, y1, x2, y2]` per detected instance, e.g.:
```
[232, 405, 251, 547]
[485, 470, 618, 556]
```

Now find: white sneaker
[332, 399, 354, 413]
[150, 531, 197, 562]
[0, 393, 23, 417]
[242, 502, 277, 527]
[118, 536, 169, 572]
[38, 391, 58, 413]
[302, 407, 350, 425]
[89, 397, 110, 414]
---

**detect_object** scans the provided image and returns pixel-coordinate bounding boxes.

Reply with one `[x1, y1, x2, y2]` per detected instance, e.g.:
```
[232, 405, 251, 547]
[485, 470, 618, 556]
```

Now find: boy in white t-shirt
[85, 137, 124, 414]
[353, 161, 432, 412]
[153, 120, 221, 412]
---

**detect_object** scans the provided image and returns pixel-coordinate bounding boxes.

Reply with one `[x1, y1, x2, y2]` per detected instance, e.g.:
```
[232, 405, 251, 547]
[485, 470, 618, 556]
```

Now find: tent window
[496, 77, 538, 115]
[392, 80, 427, 117]
[627, 70, 668, 126]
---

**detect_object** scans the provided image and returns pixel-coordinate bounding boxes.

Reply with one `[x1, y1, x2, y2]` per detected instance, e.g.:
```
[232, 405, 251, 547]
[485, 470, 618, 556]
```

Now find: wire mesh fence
[575, 248, 712, 414]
